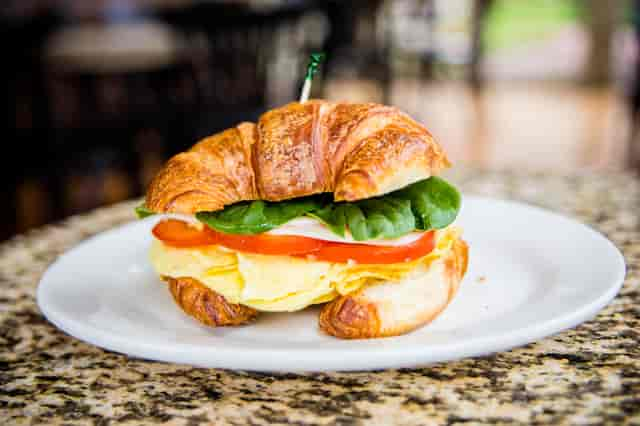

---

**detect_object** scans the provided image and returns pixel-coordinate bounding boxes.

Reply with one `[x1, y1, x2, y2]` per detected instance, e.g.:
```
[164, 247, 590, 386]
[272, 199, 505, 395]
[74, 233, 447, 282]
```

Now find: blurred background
[3, 0, 639, 241]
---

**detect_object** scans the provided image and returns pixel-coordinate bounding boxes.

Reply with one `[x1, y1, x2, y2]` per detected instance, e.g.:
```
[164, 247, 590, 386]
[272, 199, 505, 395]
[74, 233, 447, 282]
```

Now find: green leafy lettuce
[195, 176, 460, 241]
[196, 196, 323, 235]
[135, 205, 156, 219]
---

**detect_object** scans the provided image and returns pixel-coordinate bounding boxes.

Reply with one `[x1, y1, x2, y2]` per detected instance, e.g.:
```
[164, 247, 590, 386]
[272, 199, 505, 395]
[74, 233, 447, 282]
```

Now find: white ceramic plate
[37, 196, 625, 372]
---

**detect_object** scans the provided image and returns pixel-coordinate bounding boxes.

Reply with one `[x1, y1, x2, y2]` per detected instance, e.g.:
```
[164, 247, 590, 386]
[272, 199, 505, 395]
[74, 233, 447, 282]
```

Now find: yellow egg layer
[150, 227, 461, 312]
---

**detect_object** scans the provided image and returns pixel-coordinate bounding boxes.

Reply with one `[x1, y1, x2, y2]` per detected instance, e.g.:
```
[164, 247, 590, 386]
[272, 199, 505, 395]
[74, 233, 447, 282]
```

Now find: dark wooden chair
[3, 1, 325, 239]
[158, 1, 321, 140]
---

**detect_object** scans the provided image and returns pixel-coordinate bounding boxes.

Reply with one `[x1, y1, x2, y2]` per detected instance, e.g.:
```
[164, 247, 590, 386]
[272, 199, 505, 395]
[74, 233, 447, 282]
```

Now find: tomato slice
[152, 219, 324, 254]
[152, 219, 218, 247]
[297, 231, 436, 264]
[152, 219, 435, 264]
[212, 231, 325, 255]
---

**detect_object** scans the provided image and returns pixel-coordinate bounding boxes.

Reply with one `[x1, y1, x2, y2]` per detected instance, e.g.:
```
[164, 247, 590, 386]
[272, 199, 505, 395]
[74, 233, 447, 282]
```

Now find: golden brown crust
[255, 101, 326, 200]
[319, 238, 468, 339]
[165, 276, 258, 327]
[145, 100, 450, 213]
[318, 293, 382, 339]
[445, 237, 469, 299]
[146, 123, 257, 214]
[335, 114, 450, 201]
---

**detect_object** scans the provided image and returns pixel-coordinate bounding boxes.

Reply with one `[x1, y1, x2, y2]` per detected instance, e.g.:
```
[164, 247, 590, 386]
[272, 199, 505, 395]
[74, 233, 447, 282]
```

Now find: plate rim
[36, 195, 626, 372]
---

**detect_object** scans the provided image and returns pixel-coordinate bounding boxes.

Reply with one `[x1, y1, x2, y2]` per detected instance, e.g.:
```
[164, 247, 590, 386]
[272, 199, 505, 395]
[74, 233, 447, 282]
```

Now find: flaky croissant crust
[146, 100, 450, 214]
[164, 277, 258, 326]
[319, 238, 468, 339]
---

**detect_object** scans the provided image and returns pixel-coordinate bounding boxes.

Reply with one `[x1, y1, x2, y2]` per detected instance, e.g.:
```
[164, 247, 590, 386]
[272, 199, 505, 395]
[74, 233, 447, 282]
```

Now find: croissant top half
[146, 100, 450, 214]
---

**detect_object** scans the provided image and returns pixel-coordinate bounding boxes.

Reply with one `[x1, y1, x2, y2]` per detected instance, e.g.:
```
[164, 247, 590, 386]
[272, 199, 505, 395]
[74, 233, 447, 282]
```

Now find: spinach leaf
[196, 196, 325, 235]
[310, 197, 415, 241]
[393, 176, 461, 230]
[193, 176, 461, 240]
[135, 205, 155, 219]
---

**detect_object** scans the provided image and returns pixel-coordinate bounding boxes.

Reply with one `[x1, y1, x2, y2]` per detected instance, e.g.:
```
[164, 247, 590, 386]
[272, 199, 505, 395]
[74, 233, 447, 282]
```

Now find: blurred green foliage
[483, 0, 583, 52]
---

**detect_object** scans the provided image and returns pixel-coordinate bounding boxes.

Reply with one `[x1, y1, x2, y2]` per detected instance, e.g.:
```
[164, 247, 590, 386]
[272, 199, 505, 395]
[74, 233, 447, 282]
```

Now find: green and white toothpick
[299, 52, 326, 103]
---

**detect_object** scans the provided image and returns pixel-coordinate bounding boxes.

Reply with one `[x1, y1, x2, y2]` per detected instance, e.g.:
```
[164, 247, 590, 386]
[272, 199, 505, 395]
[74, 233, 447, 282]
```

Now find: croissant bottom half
[159, 237, 467, 339]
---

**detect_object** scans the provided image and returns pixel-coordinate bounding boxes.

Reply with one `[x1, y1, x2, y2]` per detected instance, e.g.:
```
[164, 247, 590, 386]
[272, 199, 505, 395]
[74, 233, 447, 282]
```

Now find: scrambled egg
[150, 227, 461, 312]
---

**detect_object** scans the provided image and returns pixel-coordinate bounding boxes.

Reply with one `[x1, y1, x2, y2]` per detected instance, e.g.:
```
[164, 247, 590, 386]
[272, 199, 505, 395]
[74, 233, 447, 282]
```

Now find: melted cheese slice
[150, 226, 461, 312]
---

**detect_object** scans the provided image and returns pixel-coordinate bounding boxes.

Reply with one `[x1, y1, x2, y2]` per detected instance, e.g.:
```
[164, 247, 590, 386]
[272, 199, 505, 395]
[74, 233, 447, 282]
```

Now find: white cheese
[266, 217, 424, 246]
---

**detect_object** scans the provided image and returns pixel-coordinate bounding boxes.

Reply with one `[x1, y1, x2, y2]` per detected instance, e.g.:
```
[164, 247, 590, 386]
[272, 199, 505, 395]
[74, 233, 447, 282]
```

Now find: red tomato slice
[152, 219, 324, 254]
[297, 231, 435, 264]
[152, 219, 218, 247]
[152, 219, 436, 264]
[212, 231, 325, 255]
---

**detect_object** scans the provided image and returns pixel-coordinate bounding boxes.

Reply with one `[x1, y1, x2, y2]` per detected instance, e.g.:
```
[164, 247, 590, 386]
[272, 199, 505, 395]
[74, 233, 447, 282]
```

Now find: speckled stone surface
[1, 169, 639, 425]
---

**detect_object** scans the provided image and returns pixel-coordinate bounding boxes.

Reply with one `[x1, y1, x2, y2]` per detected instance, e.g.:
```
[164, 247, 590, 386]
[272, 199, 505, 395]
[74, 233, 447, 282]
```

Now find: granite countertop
[1, 169, 639, 425]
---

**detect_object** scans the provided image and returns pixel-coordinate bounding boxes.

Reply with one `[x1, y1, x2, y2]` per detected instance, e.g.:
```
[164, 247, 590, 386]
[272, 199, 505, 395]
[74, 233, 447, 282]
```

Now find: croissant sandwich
[138, 100, 468, 339]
